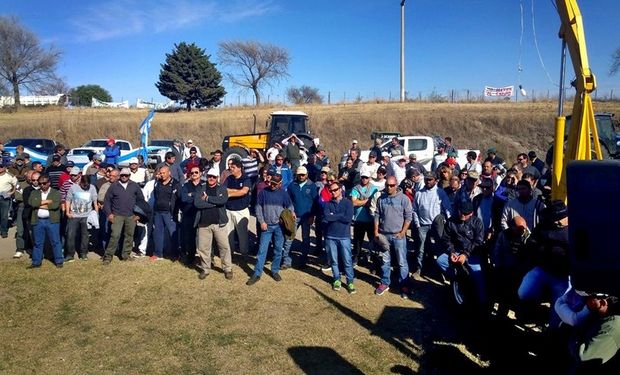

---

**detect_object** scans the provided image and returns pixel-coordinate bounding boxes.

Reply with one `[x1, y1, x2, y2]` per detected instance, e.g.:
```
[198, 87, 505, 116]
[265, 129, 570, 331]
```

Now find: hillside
[1, 101, 619, 163]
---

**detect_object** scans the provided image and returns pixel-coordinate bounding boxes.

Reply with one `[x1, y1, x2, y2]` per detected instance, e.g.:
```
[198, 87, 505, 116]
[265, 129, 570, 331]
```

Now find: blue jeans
[153, 211, 179, 258]
[413, 225, 431, 272]
[32, 219, 63, 266]
[282, 215, 312, 266]
[437, 253, 487, 305]
[326, 237, 354, 284]
[379, 234, 409, 287]
[254, 224, 284, 277]
[0, 197, 11, 236]
[518, 266, 570, 328]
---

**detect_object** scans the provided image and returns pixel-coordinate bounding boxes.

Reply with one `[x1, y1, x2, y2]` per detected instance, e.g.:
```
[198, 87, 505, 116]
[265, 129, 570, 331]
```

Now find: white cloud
[70, 0, 275, 42]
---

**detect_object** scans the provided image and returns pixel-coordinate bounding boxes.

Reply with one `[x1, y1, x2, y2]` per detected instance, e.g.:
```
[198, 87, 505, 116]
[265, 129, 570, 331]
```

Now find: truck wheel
[220, 147, 248, 172]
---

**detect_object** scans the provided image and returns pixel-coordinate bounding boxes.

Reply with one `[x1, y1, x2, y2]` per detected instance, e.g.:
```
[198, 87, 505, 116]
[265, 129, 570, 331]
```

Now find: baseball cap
[206, 168, 218, 176]
[446, 158, 457, 166]
[52, 155, 61, 162]
[459, 201, 474, 215]
[423, 171, 436, 180]
[352, 140, 358, 144]
[360, 170, 371, 178]
[409, 153, 417, 159]
[70, 167, 81, 175]
[15, 154, 25, 161]
[128, 157, 139, 164]
[120, 168, 131, 175]
[320, 166, 330, 173]
[296, 166, 308, 175]
[467, 171, 480, 180]
[369, 151, 377, 158]
[487, 147, 497, 154]
[187, 139, 194, 143]
[381, 151, 390, 158]
[66, 161, 75, 167]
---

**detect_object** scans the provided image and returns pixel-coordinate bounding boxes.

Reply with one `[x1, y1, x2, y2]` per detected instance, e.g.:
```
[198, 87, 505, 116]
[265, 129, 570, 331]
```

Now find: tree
[70, 84, 112, 107]
[286, 86, 323, 105]
[610, 47, 620, 76]
[218, 41, 289, 106]
[0, 16, 62, 109]
[156, 42, 226, 111]
[34, 76, 70, 96]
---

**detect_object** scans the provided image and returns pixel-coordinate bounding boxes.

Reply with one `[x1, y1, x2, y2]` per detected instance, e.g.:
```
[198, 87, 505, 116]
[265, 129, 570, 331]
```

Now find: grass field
[1, 101, 619, 163]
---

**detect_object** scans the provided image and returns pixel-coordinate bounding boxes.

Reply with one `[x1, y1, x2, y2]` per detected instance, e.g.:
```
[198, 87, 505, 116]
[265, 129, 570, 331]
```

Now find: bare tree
[610, 47, 620, 76]
[218, 40, 289, 106]
[0, 16, 62, 109]
[286, 86, 323, 104]
[33, 76, 70, 95]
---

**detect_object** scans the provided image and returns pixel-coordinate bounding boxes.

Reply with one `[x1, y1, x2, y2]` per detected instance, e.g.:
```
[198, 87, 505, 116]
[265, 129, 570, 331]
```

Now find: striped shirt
[242, 157, 259, 179]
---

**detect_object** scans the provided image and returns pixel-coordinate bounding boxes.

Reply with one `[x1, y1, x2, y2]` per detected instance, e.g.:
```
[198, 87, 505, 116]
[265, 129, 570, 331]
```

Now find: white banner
[484, 86, 514, 97]
[91, 97, 129, 108]
[136, 98, 176, 110]
[0, 94, 65, 107]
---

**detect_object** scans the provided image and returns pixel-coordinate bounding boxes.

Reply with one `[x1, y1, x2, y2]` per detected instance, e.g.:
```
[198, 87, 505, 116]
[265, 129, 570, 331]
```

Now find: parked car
[67, 139, 132, 167]
[2, 138, 57, 166]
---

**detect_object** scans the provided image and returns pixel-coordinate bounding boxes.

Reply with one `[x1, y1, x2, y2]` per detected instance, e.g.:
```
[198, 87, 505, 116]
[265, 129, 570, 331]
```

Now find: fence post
[328, 91, 331, 105]
[611, 89, 614, 101]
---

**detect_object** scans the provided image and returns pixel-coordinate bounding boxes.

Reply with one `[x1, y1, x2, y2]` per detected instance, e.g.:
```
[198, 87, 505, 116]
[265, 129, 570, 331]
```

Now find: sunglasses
[191, 171, 201, 175]
[386, 184, 397, 188]
[269, 181, 280, 186]
[40, 181, 50, 185]
[329, 187, 340, 193]
[120, 174, 130, 177]
[207, 175, 217, 179]
[361, 176, 370, 179]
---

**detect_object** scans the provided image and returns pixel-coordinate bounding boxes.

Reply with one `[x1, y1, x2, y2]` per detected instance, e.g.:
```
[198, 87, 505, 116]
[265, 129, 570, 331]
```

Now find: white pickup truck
[359, 135, 480, 171]
[67, 139, 170, 168]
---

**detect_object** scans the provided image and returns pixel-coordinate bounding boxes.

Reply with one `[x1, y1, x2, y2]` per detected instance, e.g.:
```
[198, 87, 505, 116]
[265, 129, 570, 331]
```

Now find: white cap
[128, 157, 139, 164]
[70, 167, 81, 175]
[296, 166, 308, 175]
[352, 140, 358, 144]
[381, 151, 390, 158]
[187, 139, 194, 143]
[360, 170, 371, 178]
[206, 168, 218, 176]
[120, 168, 131, 175]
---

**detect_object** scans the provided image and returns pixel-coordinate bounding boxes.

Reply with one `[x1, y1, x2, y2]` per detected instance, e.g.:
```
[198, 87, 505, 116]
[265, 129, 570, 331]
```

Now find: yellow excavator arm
[552, 0, 602, 201]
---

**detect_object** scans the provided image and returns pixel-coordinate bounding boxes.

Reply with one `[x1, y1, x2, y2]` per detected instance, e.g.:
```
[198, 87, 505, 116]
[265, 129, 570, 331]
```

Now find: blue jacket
[256, 187, 294, 226]
[288, 180, 318, 217]
[322, 197, 353, 239]
[103, 145, 120, 165]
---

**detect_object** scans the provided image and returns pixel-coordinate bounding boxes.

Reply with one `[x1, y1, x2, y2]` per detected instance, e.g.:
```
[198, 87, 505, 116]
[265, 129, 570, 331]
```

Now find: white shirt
[0, 172, 18, 197]
[129, 168, 148, 184]
[38, 189, 50, 218]
[360, 162, 380, 179]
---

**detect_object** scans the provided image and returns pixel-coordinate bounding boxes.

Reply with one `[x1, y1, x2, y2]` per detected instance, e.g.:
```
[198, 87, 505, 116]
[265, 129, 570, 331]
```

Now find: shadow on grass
[288, 346, 364, 375]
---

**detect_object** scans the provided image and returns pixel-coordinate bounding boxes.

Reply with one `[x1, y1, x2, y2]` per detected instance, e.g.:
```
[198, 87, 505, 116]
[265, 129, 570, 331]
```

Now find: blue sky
[5, 0, 620, 105]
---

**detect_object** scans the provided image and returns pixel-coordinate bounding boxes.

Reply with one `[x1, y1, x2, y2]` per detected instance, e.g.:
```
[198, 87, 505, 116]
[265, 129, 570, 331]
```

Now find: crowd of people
[0, 135, 617, 370]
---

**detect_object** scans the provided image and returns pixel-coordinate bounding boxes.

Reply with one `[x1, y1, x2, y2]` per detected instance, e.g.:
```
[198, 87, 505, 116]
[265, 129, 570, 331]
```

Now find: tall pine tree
[156, 42, 226, 111]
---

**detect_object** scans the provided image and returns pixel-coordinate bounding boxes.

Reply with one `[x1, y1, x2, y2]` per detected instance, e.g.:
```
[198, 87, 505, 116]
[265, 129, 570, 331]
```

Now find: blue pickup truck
[2, 138, 57, 166]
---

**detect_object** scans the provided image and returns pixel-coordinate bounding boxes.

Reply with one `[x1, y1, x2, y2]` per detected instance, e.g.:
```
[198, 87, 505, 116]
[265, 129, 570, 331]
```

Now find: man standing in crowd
[183, 139, 202, 159]
[324, 181, 356, 293]
[152, 166, 180, 261]
[516, 153, 541, 179]
[13, 170, 31, 258]
[103, 138, 120, 166]
[181, 147, 201, 176]
[501, 180, 545, 231]
[0, 160, 17, 238]
[161, 151, 185, 184]
[45, 155, 65, 190]
[225, 159, 251, 261]
[351, 170, 378, 266]
[180, 166, 202, 264]
[248, 174, 294, 285]
[283, 134, 303, 172]
[405, 153, 427, 175]
[209, 149, 223, 177]
[360, 152, 380, 179]
[128, 157, 148, 186]
[270, 154, 293, 190]
[388, 137, 405, 156]
[242, 148, 264, 187]
[412, 171, 452, 280]
[28, 174, 63, 268]
[282, 166, 317, 269]
[314, 147, 330, 171]
[46, 144, 68, 166]
[194, 168, 232, 280]
[19, 171, 40, 258]
[8, 154, 29, 181]
[485, 147, 506, 173]
[374, 176, 413, 298]
[103, 168, 144, 264]
[65, 175, 98, 261]
[528, 151, 545, 174]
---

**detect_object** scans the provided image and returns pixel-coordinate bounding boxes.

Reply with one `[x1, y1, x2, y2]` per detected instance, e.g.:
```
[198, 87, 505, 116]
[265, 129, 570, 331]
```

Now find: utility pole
[400, 0, 406, 102]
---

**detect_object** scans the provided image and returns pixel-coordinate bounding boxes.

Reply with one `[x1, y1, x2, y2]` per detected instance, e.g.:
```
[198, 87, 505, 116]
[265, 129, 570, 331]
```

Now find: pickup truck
[2, 138, 57, 166]
[359, 135, 479, 170]
[67, 139, 170, 168]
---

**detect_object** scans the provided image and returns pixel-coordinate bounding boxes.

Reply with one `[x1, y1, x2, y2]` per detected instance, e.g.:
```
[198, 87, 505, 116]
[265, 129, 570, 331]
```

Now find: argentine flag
[139, 109, 155, 160]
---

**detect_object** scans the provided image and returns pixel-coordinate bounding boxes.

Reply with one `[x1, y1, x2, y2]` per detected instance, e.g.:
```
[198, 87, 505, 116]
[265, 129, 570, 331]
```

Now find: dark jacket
[103, 180, 144, 217]
[181, 180, 202, 215]
[287, 180, 318, 217]
[28, 188, 61, 224]
[193, 182, 228, 227]
[322, 197, 354, 239]
[153, 178, 181, 214]
[441, 215, 485, 258]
